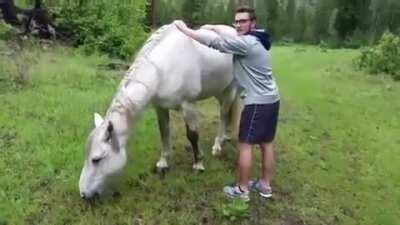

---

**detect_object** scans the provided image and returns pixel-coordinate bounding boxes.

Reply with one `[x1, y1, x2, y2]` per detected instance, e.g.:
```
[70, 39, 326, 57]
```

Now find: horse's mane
[107, 24, 175, 115]
[135, 24, 175, 60]
[120, 24, 175, 84]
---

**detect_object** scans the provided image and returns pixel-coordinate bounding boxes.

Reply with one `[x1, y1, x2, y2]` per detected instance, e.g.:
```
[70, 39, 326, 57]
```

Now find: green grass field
[0, 41, 399, 225]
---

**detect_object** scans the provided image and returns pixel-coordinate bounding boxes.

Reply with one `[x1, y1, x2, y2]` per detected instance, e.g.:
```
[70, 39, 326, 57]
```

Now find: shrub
[51, 0, 148, 59]
[218, 200, 249, 221]
[355, 32, 400, 80]
[0, 21, 18, 40]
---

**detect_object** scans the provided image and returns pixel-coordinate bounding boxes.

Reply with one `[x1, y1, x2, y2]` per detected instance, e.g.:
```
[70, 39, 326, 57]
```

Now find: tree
[286, 0, 295, 36]
[181, 0, 207, 27]
[238, 0, 254, 7]
[335, 0, 372, 41]
[387, 0, 400, 33]
[0, 0, 55, 38]
[266, 0, 279, 38]
[145, 0, 156, 28]
[0, 0, 21, 25]
[293, 4, 307, 42]
[226, 0, 236, 24]
[314, 0, 335, 42]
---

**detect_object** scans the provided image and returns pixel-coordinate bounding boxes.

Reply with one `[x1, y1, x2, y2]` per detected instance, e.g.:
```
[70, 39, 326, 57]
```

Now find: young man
[174, 6, 279, 202]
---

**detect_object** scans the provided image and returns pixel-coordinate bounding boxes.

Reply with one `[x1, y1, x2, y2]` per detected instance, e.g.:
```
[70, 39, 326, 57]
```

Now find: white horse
[79, 24, 240, 199]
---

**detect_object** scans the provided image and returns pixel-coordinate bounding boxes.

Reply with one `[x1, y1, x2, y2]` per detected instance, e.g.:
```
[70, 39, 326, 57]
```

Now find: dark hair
[235, 6, 256, 21]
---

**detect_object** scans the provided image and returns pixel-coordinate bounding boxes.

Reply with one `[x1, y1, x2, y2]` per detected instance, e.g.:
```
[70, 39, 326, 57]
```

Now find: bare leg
[238, 142, 253, 191]
[259, 142, 275, 187]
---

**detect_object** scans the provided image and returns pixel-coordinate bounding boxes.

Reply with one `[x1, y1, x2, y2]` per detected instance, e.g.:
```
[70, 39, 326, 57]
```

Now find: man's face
[234, 12, 256, 35]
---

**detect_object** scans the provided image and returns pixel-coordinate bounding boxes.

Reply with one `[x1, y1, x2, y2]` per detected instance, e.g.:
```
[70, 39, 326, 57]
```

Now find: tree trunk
[151, 0, 158, 28]
[0, 0, 56, 39]
[0, 0, 21, 25]
[238, 0, 254, 7]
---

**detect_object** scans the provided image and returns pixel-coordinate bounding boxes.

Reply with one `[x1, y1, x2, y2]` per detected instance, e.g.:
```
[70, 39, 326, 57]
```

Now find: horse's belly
[197, 51, 234, 99]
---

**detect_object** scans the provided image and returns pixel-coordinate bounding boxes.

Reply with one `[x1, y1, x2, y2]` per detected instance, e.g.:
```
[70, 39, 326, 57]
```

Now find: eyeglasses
[233, 19, 251, 25]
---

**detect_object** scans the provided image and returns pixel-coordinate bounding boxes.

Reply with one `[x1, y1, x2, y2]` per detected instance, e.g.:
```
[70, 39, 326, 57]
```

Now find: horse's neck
[105, 59, 160, 147]
[102, 26, 175, 147]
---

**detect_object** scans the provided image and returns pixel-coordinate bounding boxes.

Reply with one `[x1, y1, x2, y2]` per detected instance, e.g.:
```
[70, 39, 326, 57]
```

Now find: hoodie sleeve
[188, 28, 249, 56]
[207, 34, 248, 56]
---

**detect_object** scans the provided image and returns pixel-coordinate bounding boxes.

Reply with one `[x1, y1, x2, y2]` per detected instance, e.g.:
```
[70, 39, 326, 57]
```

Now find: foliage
[219, 200, 249, 221]
[355, 32, 400, 79]
[49, 0, 148, 59]
[152, 0, 400, 47]
[0, 21, 18, 40]
[335, 0, 365, 40]
[181, 0, 207, 27]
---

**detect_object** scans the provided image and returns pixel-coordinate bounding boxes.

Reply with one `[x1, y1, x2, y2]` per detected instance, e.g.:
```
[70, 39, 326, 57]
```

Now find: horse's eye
[92, 158, 102, 165]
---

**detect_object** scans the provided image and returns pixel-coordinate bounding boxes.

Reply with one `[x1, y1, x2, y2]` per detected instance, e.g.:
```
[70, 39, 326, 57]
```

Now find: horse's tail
[227, 88, 243, 138]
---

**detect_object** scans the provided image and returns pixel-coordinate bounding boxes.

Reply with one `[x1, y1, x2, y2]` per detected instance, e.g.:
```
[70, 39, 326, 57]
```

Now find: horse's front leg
[155, 107, 171, 173]
[182, 102, 204, 171]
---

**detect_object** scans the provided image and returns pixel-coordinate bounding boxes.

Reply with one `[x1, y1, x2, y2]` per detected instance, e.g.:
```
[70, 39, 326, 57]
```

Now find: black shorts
[238, 101, 280, 144]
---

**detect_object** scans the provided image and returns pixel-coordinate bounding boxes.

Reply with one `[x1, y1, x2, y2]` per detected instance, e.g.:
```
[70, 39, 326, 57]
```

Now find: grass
[0, 40, 399, 225]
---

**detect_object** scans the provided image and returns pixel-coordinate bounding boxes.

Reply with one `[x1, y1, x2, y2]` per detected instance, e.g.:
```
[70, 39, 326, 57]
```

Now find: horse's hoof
[153, 166, 169, 178]
[212, 147, 222, 156]
[193, 169, 205, 174]
[223, 135, 231, 141]
[193, 162, 205, 172]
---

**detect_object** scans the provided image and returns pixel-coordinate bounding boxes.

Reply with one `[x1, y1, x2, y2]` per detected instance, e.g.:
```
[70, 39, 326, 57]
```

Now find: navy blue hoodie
[248, 30, 271, 50]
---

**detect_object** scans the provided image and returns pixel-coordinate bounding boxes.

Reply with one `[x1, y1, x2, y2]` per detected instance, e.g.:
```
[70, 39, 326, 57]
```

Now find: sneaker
[250, 180, 272, 198]
[223, 184, 250, 202]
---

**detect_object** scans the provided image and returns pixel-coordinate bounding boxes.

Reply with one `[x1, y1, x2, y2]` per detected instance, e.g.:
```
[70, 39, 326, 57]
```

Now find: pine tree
[266, 0, 279, 38]
[314, 0, 335, 42]
[286, 0, 295, 36]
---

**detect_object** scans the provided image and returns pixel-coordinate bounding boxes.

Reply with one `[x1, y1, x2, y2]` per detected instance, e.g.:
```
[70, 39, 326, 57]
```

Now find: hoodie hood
[247, 29, 271, 50]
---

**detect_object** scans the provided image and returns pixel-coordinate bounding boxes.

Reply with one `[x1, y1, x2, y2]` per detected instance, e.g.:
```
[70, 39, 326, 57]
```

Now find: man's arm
[200, 24, 237, 37]
[174, 20, 248, 56]
[174, 20, 216, 46]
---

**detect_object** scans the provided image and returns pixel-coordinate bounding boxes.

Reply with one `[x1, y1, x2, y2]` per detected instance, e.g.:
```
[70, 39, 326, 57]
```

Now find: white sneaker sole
[259, 192, 272, 198]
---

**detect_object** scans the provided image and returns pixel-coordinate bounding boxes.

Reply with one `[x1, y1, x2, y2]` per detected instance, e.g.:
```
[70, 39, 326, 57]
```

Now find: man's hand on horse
[173, 20, 188, 32]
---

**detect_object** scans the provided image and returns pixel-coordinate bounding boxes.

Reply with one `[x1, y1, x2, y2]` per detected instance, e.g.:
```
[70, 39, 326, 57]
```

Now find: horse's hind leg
[155, 107, 171, 173]
[182, 102, 204, 171]
[212, 85, 237, 155]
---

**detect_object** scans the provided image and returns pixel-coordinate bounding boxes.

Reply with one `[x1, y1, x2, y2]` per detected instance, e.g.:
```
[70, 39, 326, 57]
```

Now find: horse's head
[79, 113, 127, 200]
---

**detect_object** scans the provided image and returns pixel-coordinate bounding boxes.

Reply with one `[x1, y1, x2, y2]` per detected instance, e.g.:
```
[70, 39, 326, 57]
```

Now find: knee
[186, 124, 199, 141]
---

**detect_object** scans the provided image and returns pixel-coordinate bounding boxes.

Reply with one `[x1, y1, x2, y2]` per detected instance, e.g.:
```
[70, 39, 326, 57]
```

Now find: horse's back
[150, 25, 235, 107]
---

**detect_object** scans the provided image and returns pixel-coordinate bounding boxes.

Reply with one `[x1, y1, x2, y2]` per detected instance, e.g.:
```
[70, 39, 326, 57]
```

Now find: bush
[0, 21, 18, 40]
[355, 32, 400, 80]
[218, 200, 249, 221]
[51, 0, 148, 59]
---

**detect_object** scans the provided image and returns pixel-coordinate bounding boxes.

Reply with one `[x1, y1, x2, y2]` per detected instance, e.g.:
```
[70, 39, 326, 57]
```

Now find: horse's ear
[94, 113, 104, 128]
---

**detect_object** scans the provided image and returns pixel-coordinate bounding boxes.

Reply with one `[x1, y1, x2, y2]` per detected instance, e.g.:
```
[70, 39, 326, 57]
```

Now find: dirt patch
[281, 213, 304, 225]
